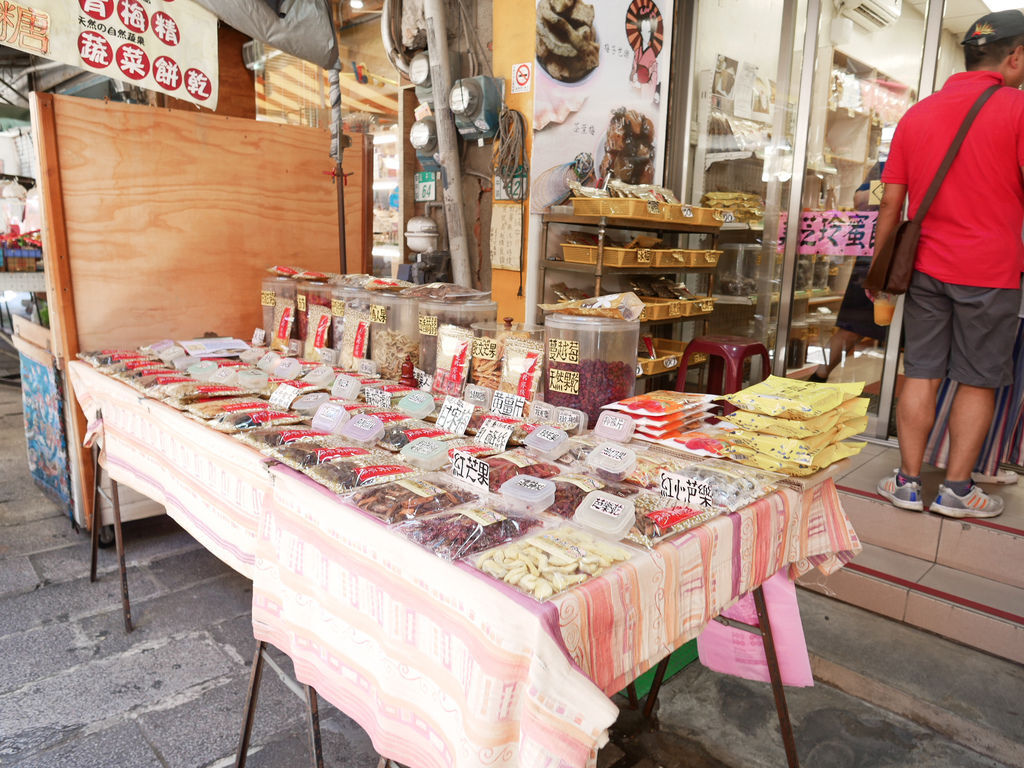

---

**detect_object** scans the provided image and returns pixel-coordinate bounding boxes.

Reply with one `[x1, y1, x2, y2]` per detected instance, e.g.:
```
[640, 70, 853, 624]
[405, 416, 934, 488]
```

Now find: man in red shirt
[874, 10, 1024, 518]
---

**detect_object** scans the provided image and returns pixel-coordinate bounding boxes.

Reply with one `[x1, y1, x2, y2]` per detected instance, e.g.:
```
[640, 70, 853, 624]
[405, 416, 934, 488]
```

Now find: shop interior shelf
[542, 259, 717, 274]
[809, 294, 844, 305]
[542, 213, 722, 235]
[0, 271, 45, 293]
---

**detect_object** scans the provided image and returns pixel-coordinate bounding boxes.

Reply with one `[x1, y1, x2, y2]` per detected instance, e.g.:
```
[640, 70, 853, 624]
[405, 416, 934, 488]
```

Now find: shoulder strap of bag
[913, 84, 1000, 224]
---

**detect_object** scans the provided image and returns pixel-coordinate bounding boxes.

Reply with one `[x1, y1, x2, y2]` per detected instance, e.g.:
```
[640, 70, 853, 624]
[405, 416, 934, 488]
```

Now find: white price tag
[490, 390, 526, 419]
[414, 367, 432, 390]
[530, 399, 555, 423]
[364, 387, 393, 409]
[332, 374, 362, 401]
[450, 449, 490, 491]
[474, 419, 515, 452]
[208, 367, 238, 385]
[318, 347, 338, 366]
[269, 383, 301, 410]
[287, 339, 302, 356]
[311, 402, 350, 434]
[358, 359, 379, 377]
[436, 396, 474, 436]
[251, 328, 266, 346]
[659, 471, 715, 509]
[531, 425, 567, 449]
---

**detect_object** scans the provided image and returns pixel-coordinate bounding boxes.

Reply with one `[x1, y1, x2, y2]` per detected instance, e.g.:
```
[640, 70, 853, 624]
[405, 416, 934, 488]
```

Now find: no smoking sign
[511, 62, 532, 94]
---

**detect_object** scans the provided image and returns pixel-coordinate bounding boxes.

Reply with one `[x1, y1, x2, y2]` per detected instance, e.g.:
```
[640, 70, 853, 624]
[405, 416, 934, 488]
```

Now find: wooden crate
[678, 297, 716, 316]
[638, 297, 682, 322]
[652, 249, 722, 268]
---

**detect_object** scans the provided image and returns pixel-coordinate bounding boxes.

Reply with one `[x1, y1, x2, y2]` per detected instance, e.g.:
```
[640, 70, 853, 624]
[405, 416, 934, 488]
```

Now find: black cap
[962, 10, 1024, 46]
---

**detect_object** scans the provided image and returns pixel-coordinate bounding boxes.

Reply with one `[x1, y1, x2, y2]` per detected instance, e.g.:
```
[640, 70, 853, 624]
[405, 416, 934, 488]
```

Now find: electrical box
[449, 76, 504, 144]
[409, 117, 441, 171]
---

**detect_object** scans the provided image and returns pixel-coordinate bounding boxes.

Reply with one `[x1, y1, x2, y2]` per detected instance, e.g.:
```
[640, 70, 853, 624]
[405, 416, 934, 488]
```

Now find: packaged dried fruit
[158, 382, 261, 404]
[432, 324, 475, 397]
[377, 420, 456, 451]
[305, 456, 421, 493]
[474, 525, 633, 601]
[483, 450, 562, 492]
[655, 457, 780, 512]
[723, 376, 865, 420]
[273, 442, 387, 471]
[626, 492, 724, 548]
[346, 474, 480, 523]
[548, 473, 629, 519]
[602, 391, 717, 418]
[235, 426, 331, 450]
[498, 338, 545, 401]
[210, 409, 305, 433]
[395, 506, 543, 562]
[185, 397, 272, 420]
[78, 350, 152, 368]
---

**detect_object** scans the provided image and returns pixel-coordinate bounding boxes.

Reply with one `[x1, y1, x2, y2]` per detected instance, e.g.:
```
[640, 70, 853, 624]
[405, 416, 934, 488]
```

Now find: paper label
[313, 314, 331, 350]
[364, 387, 394, 409]
[599, 444, 630, 462]
[548, 338, 580, 365]
[557, 408, 583, 429]
[275, 306, 293, 342]
[549, 368, 581, 395]
[595, 411, 629, 439]
[370, 304, 388, 324]
[517, 352, 541, 398]
[458, 507, 506, 526]
[475, 419, 515, 452]
[436, 396, 474, 436]
[357, 358, 377, 377]
[332, 298, 345, 317]
[531, 425, 565, 447]
[472, 337, 498, 360]
[659, 471, 715, 508]
[530, 400, 555, 423]
[646, 504, 709, 531]
[588, 495, 627, 519]
[260, 290, 276, 307]
[318, 348, 338, 366]
[296, 294, 307, 312]
[404, 438, 444, 458]
[311, 402, 349, 433]
[414, 368, 432, 389]
[463, 385, 493, 408]
[491, 390, 526, 419]
[418, 315, 439, 336]
[532, 533, 587, 565]
[450, 449, 490, 490]
[251, 328, 266, 346]
[269, 383, 301, 410]
[395, 478, 442, 498]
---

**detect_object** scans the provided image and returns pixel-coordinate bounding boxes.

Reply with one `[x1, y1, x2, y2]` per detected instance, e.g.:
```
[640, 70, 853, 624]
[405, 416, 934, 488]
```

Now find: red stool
[675, 335, 771, 404]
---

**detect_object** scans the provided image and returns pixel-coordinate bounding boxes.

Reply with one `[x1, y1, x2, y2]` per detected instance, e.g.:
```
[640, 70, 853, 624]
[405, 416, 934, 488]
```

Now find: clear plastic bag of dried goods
[345, 474, 481, 523]
[234, 426, 331, 451]
[394, 504, 543, 561]
[546, 473, 637, 519]
[211, 409, 305, 433]
[304, 454, 421, 494]
[432, 324, 475, 397]
[626, 491, 724, 548]
[185, 397, 273, 420]
[482, 449, 562, 492]
[474, 525, 633, 601]
[654, 457, 781, 512]
[377, 420, 456, 451]
[272, 440, 384, 471]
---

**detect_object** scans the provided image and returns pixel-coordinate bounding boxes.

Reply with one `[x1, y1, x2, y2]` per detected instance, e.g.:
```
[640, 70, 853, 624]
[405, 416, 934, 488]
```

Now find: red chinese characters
[151, 10, 178, 45]
[78, 30, 112, 68]
[116, 0, 147, 33]
[116, 42, 148, 79]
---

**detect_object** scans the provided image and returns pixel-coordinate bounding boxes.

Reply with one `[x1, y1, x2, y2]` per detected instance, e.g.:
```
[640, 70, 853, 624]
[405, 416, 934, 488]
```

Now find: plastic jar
[418, 296, 497, 375]
[336, 287, 373, 372]
[369, 292, 420, 379]
[543, 314, 639, 425]
[470, 320, 545, 391]
[262, 276, 296, 353]
[299, 282, 334, 359]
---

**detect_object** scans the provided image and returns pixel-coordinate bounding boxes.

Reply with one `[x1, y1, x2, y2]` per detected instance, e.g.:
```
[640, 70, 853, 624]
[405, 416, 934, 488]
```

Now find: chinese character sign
[777, 210, 878, 257]
[4, 0, 217, 108]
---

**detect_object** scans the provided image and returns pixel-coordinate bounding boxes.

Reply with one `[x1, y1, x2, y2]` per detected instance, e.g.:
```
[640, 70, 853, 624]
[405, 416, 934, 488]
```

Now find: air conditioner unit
[837, 0, 901, 32]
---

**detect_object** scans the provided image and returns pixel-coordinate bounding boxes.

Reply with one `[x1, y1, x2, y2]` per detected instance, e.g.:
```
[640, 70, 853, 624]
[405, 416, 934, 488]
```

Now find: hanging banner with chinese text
[1, 0, 218, 108]
[777, 211, 879, 257]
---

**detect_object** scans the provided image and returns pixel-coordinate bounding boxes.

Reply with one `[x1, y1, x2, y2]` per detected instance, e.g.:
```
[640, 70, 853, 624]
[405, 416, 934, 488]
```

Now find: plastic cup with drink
[873, 292, 896, 326]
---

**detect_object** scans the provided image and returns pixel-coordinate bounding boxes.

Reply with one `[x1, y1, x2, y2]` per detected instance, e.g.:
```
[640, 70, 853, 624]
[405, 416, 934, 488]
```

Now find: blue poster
[19, 353, 73, 518]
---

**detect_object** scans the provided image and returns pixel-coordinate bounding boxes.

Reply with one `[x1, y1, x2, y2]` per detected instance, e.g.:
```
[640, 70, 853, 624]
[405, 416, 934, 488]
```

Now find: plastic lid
[500, 474, 556, 511]
[397, 390, 436, 419]
[311, 401, 351, 433]
[573, 491, 636, 540]
[257, 351, 281, 372]
[302, 365, 336, 388]
[594, 410, 636, 442]
[273, 358, 301, 379]
[586, 442, 638, 479]
[173, 355, 200, 370]
[544, 313, 637, 331]
[331, 374, 362, 401]
[187, 360, 219, 381]
[400, 437, 450, 470]
[236, 368, 269, 391]
[472, 321, 544, 334]
[463, 384, 493, 410]
[340, 414, 385, 445]
[523, 425, 570, 460]
[530, 399, 556, 424]
[239, 347, 266, 365]
[555, 407, 588, 435]
[292, 391, 330, 415]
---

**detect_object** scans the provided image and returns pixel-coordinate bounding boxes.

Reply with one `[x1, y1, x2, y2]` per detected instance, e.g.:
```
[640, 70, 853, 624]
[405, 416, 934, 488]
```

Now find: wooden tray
[637, 339, 709, 375]
[638, 297, 682, 322]
[570, 197, 664, 221]
[652, 249, 722, 268]
[561, 243, 656, 267]
[661, 204, 725, 227]
[678, 297, 716, 316]
[560, 243, 597, 264]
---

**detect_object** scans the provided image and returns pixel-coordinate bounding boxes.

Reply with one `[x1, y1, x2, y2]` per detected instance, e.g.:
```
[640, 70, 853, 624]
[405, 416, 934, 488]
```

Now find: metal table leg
[89, 443, 101, 582]
[752, 585, 800, 768]
[109, 477, 132, 633]
[305, 685, 325, 768]
[235, 641, 266, 768]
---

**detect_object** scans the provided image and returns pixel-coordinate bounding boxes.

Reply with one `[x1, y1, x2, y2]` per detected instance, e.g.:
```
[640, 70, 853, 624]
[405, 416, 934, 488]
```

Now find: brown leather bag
[865, 84, 999, 295]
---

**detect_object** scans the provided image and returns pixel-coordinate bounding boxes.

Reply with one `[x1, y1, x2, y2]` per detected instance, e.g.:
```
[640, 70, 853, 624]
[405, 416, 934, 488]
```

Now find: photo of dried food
[713, 54, 739, 98]
[536, 0, 599, 83]
[598, 108, 656, 185]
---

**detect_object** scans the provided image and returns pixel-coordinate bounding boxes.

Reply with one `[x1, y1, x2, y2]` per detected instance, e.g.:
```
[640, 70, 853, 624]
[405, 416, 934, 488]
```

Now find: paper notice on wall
[732, 62, 757, 120]
[490, 203, 522, 272]
[2, 0, 218, 108]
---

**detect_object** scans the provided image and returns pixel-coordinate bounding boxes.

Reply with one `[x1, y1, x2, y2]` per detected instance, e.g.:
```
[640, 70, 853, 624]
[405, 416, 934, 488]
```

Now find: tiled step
[798, 541, 1024, 664]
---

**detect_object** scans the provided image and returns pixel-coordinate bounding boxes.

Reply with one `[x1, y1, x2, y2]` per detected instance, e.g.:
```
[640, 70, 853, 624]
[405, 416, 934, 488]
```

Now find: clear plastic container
[173, 355, 200, 371]
[257, 351, 281, 372]
[716, 244, 760, 296]
[337, 287, 373, 372]
[272, 358, 301, 380]
[400, 437, 450, 470]
[331, 374, 362, 401]
[543, 313, 639, 425]
[236, 368, 269, 391]
[586, 442, 638, 482]
[418, 297, 497, 375]
[470, 320, 545, 390]
[311, 401, 351, 433]
[302, 364, 336, 389]
[573, 490, 636, 540]
[554, 407, 588, 436]
[329, 283, 348, 358]
[499, 474, 556, 514]
[530, 399, 556, 424]
[300, 282, 334, 358]
[463, 384, 494, 410]
[523, 425, 571, 462]
[340, 413, 386, 448]
[397, 390, 437, 420]
[292, 391, 330, 415]
[262, 276, 297, 353]
[369, 292, 420, 380]
[594, 410, 636, 442]
[186, 360, 218, 381]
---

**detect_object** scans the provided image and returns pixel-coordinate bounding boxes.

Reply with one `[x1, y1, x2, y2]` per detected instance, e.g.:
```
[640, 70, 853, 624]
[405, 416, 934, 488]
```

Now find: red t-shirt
[882, 70, 1024, 289]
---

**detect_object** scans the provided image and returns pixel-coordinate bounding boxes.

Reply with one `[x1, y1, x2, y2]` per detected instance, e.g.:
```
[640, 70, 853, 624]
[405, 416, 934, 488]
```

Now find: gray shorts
[903, 271, 1021, 388]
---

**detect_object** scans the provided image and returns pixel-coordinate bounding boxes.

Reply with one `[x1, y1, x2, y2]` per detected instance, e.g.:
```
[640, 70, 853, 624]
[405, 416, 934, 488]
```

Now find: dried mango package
[724, 376, 864, 419]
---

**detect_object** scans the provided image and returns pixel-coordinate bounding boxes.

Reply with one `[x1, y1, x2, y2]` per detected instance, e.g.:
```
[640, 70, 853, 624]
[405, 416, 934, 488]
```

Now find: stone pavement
[0, 378, 1020, 768]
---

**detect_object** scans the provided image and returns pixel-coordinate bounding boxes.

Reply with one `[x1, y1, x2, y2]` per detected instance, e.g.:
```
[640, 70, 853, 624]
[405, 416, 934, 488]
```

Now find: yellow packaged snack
[834, 415, 869, 443]
[731, 427, 842, 465]
[726, 409, 842, 438]
[724, 376, 864, 419]
[723, 441, 867, 475]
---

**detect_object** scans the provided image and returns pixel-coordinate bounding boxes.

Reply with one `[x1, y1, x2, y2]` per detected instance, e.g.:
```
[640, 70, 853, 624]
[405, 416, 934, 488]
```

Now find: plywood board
[44, 93, 340, 350]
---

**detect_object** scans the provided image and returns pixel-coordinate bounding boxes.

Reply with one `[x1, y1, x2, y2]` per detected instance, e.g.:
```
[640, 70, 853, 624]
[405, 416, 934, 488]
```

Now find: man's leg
[896, 377, 942, 477]
[945, 384, 996, 483]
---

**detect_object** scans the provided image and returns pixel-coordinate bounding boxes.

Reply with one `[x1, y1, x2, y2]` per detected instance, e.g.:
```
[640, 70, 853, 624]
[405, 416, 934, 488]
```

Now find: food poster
[531, 0, 674, 212]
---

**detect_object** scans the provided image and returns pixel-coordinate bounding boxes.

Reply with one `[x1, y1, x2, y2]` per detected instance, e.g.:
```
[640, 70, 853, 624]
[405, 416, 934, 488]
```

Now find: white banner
[2, 0, 218, 108]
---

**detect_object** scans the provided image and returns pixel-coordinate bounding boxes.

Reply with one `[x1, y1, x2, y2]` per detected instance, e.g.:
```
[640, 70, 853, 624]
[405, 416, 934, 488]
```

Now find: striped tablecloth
[68, 361, 272, 578]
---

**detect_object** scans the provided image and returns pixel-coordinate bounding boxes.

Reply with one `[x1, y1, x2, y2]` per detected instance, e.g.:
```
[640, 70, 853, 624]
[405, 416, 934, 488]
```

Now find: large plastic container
[369, 292, 420, 379]
[336, 286, 373, 372]
[262, 276, 296, 353]
[543, 313, 639, 425]
[418, 296, 498, 375]
[470, 320, 545, 390]
[299, 282, 334, 359]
